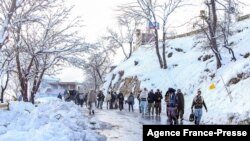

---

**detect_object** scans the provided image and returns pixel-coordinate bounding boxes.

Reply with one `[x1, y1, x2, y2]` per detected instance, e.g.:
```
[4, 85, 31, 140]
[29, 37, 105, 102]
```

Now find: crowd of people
[58, 88, 208, 125]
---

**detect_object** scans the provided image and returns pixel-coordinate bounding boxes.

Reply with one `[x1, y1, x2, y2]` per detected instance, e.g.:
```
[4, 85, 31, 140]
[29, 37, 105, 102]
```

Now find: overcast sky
[68, 0, 131, 43]
[68, 0, 250, 43]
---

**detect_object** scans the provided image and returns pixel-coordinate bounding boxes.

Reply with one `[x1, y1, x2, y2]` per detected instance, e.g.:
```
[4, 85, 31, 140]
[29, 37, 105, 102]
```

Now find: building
[37, 76, 84, 97]
[135, 29, 155, 47]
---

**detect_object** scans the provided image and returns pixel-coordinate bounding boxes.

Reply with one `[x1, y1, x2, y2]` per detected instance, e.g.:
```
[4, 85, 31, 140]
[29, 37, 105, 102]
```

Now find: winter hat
[177, 89, 181, 93]
[168, 88, 176, 93]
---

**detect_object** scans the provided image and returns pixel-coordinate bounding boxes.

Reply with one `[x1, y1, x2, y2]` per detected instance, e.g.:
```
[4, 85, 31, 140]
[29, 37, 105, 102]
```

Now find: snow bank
[0, 99, 107, 141]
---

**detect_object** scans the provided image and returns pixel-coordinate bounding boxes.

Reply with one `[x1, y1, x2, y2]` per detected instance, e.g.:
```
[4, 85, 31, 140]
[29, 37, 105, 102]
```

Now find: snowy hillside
[103, 18, 250, 124]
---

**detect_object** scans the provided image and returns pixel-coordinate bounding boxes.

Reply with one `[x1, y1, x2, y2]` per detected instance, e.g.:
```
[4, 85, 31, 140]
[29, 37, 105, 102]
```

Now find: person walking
[106, 92, 111, 109]
[176, 89, 184, 122]
[128, 92, 134, 112]
[166, 88, 178, 125]
[118, 92, 124, 111]
[147, 89, 155, 116]
[113, 92, 118, 109]
[137, 90, 142, 113]
[79, 93, 84, 107]
[87, 90, 97, 115]
[97, 91, 105, 109]
[140, 88, 148, 115]
[154, 89, 163, 116]
[191, 89, 208, 125]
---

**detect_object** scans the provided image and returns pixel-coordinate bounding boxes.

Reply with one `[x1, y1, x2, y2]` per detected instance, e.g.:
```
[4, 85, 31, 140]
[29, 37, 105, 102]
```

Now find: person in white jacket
[106, 92, 111, 109]
[140, 88, 148, 115]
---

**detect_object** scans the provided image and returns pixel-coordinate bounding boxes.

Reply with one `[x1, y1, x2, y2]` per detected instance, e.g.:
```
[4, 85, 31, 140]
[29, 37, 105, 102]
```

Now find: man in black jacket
[154, 89, 163, 116]
[147, 89, 155, 116]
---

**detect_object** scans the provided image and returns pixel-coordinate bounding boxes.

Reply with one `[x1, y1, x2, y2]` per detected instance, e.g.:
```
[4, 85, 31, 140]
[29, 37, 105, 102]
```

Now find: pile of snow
[0, 98, 107, 141]
[103, 18, 250, 124]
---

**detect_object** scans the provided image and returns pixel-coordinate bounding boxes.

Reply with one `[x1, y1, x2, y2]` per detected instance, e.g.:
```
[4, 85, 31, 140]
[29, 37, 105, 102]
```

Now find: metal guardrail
[237, 14, 250, 22]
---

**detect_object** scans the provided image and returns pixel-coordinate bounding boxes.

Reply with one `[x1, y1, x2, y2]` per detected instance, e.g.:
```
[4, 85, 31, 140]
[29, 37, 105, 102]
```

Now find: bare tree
[6, 0, 86, 103]
[0, 71, 10, 103]
[117, 0, 185, 69]
[216, 0, 239, 61]
[194, 0, 243, 68]
[105, 28, 128, 59]
[67, 40, 113, 91]
[159, 0, 184, 69]
[117, 11, 142, 58]
[118, 0, 163, 68]
[105, 14, 141, 60]
[0, 49, 14, 103]
[83, 42, 112, 91]
[194, 0, 222, 69]
[0, 0, 22, 50]
[138, 0, 163, 68]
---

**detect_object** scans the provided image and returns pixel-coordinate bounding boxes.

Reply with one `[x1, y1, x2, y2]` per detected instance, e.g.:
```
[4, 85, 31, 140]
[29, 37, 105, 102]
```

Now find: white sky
[68, 0, 129, 43]
[68, 0, 250, 43]
[58, 0, 250, 82]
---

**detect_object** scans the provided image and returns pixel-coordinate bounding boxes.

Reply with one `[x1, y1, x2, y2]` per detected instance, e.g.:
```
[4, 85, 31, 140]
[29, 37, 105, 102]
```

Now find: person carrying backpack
[191, 89, 208, 125]
[166, 88, 178, 125]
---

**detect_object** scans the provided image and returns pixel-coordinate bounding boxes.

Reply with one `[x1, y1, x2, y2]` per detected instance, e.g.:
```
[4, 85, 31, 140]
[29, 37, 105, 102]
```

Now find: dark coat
[154, 91, 162, 103]
[128, 94, 134, 105]
[118, 93, 124, 102]
[176, 92, 184, 110]
[147, 92, 155, 103]
[97, 92, 105, 101]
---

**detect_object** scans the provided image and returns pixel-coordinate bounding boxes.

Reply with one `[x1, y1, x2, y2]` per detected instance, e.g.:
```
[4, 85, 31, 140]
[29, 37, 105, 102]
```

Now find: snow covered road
[93, 108, 192, 141]
[0, 99, 193, 141]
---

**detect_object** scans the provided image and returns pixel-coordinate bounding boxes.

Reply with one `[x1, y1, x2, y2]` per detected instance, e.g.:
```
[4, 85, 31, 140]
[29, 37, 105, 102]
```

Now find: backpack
[128, 95, 134, 102]
[168, 94, 178, 107]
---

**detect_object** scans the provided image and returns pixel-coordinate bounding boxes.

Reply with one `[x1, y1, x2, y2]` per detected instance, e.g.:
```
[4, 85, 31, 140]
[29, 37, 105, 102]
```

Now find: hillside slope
[103, 19, 250, 124]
